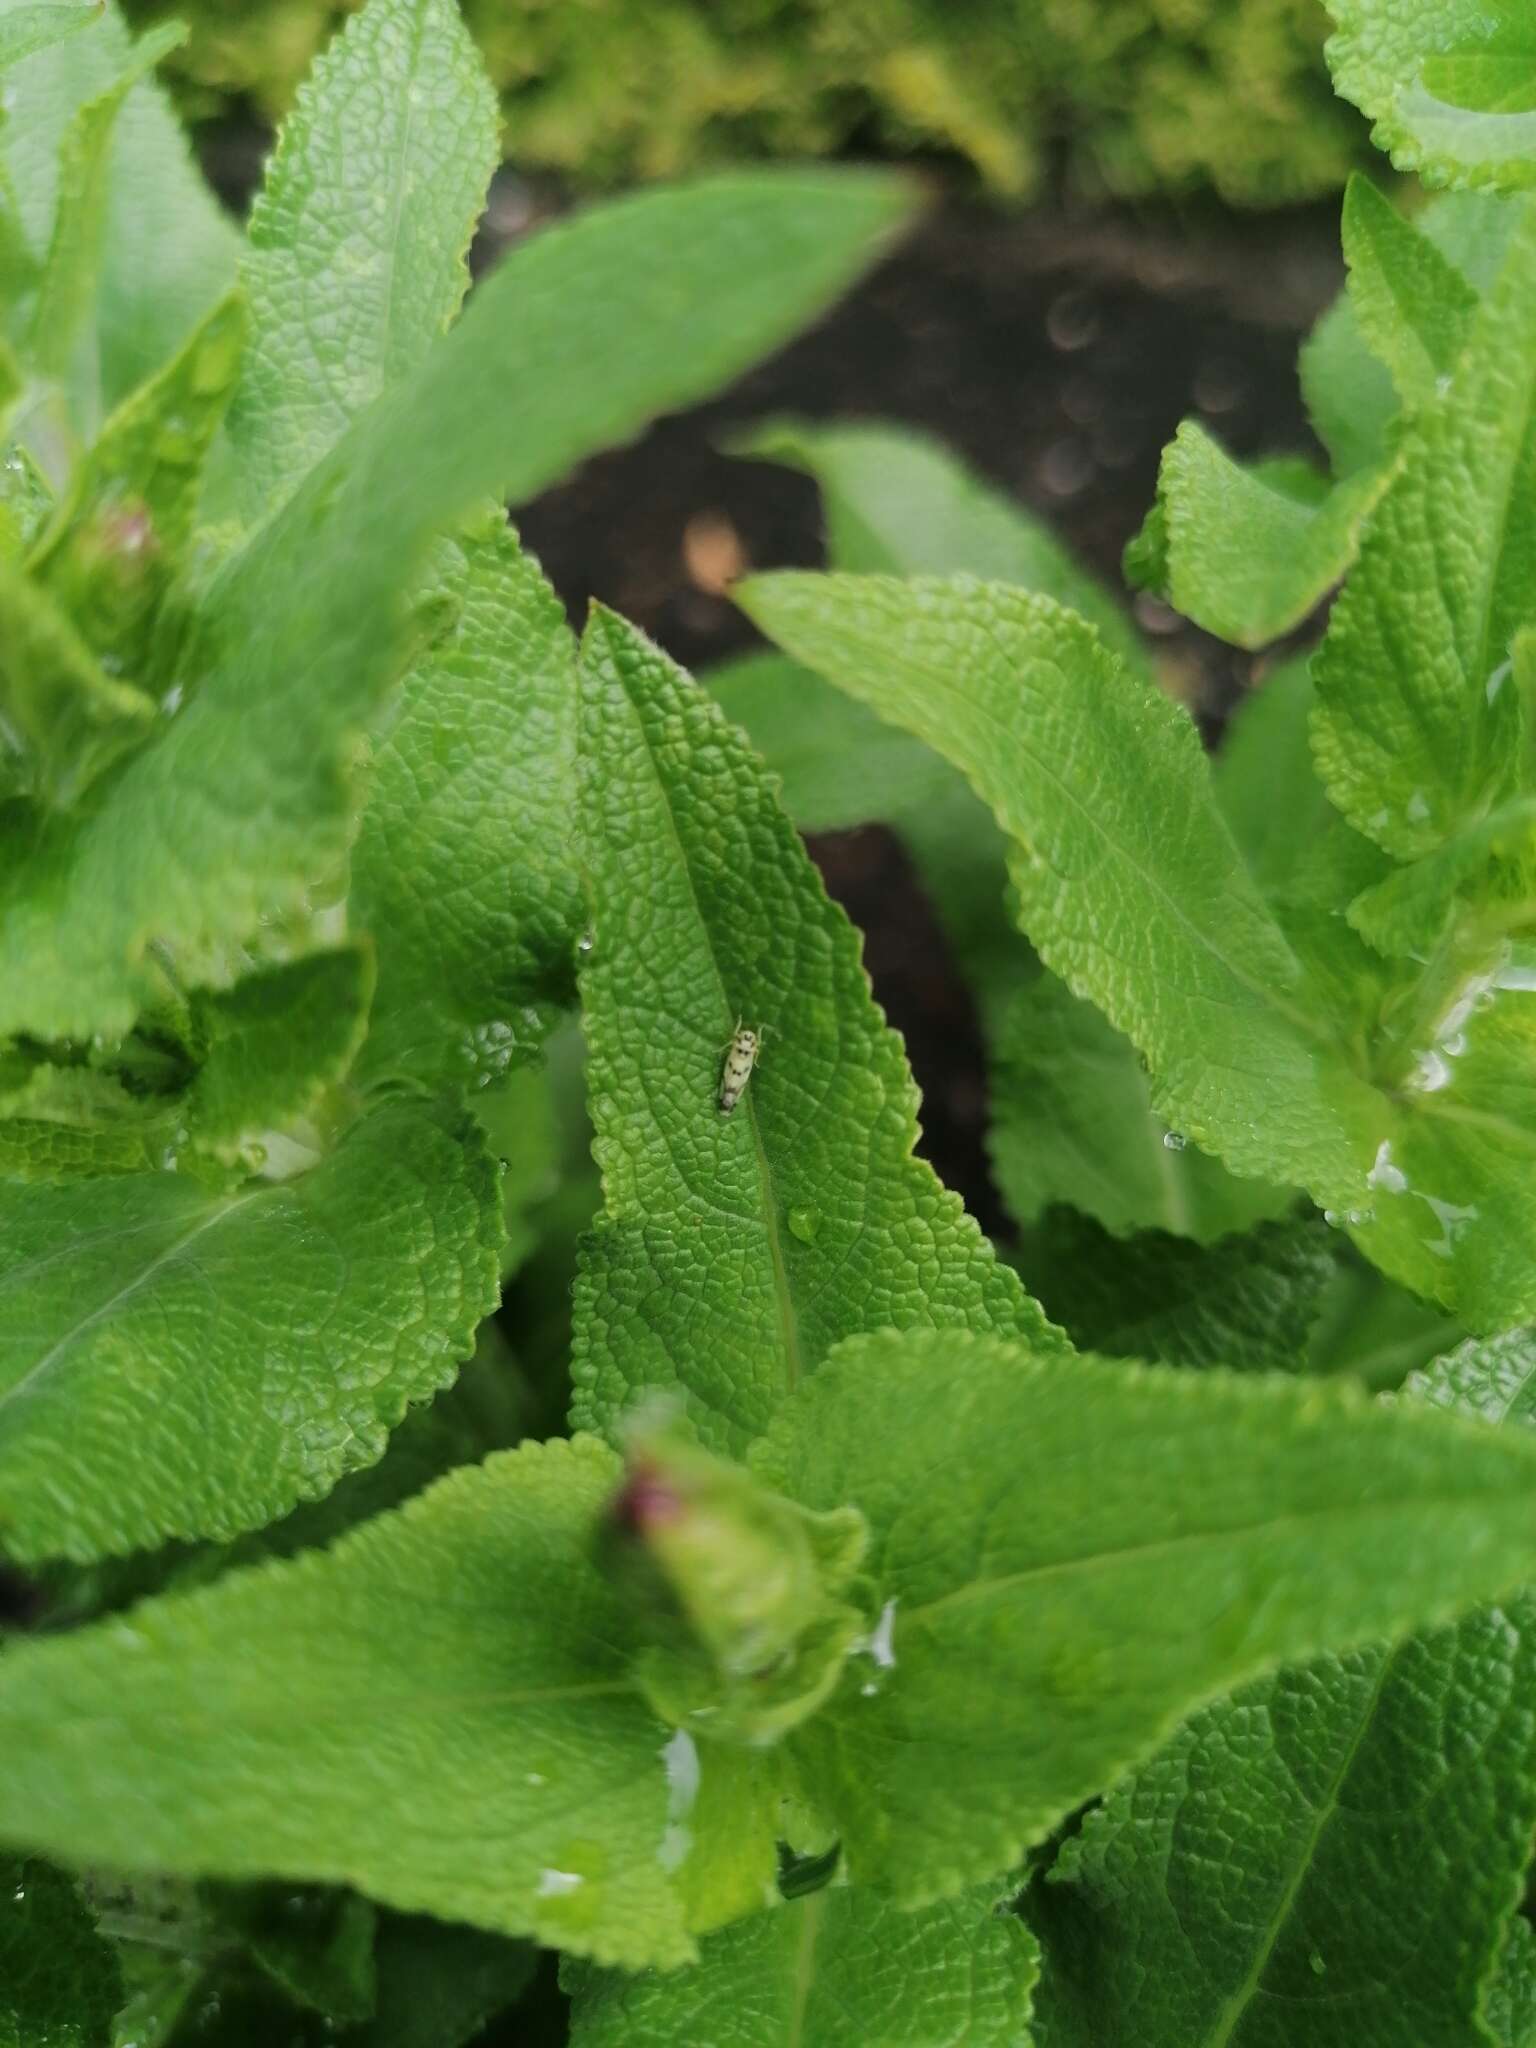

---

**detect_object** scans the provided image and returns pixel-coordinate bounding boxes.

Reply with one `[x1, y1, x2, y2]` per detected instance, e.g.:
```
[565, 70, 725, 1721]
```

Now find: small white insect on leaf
[718, 1021, 761, 1114]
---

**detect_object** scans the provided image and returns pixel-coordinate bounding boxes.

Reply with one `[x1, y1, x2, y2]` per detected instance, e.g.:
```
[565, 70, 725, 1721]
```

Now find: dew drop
[1162, 1130, 1187, 1152]
[576, 929, 595, 956]
[1368, 1140, 1408, 1195]
[1310, 1949, 1327, 1977]
[658, 1727, 700, 1872]
[536, 1868, 583, 1898]
[787, 1205, 821, 1244]
[867, 1600, 898, 1668]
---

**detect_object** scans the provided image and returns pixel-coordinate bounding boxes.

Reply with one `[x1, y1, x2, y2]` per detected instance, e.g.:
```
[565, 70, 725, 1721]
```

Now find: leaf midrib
[785, 1888, 827, 2048]
[899, 1487, 1531, 1629]
[0, 1188, 262, 1416]
[779, 587, 1333, 1053]
[1202, 1647, 1395, 2048]
[608, 626, 807, 1401]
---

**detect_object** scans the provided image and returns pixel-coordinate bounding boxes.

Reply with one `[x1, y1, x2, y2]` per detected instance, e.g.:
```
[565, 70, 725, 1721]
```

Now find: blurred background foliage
[122, 0, 1365, 207]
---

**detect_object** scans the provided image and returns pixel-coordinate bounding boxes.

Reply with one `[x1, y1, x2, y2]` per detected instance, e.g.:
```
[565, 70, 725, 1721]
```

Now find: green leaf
[738, 571, 1374, 1207]
[473, 1064, 560, 1278]
[1028, 1330, 1536, 2048]
[1305, 1249, 1461, 1389]
[2, 0, 239, 414]
[351, 516, 580, 1090]
[568, 1883, 1038, 2048]
[0, 169, 910, 1044]
[1326, 0, 1536, 191]
[1349, 947, 1536, 1328]
[569, 607, 1057, 1457]
[0, 1061, 173, 1181]
[0, 1438, 697, 1968]
[349, 1912, 536, 2048]
[0, 1111, 163, 1180]
[186, 943, 374, 1157]
[0, 1856, 120, 2048]
[1345, 795, 1536, 957]
[28, 290, 246, 664]
[1017, 1211, 1335, 1370]
[1486, 1916, 1536, 2047]
[1298, 289, 1400, 480]
[991, 974, 1293, 1243]
[1213, 656, 1337, 902]
[722, 419, 1144, 1021]
[26, 20, 187, 386]
[0, 552, 155, 806]
[706, 649, 1025, 1025]
[228, 0, 498, 524]
[753, 1326, 1536, 1904]
[1341, 173, 1478, 407]
[0, 5, 100, 72]
[1312, 199, 1536, 859]
[737, 418, 1143, 672]
[0, 1095, 501, 1561]
[1127, 421, 1390, 650]
[213, 1883, 377, 2024]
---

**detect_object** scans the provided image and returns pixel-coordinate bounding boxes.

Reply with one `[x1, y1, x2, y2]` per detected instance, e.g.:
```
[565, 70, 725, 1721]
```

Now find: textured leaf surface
[570, 608, 1056, 1455]
[991, 974, 1292, 1242]
[1131, 421, 1388, 650]
[707, 649, 1023, 1024]
[228, 0, 497, 522]
[1487, 1917, 1536, 2047]
[187, 943, 374, 1154]
[0, 1439, 697, 1968]
[717, 417, 1150, 1019]
[1312, 199, 1536, 860]
[0, 169, 909, 1042]
[2, 0, 239, 412]
[1019, 1212, 1334, 1371]
[1029, 1330, 1536, 2048]
[0, 1097, 501, 1560]
[0, 1061, 174, 1183]
[570, 1883, 1038, 2048]
[351, 518, 579, 1089]
[753, 1327, 1536, 1904]
[0, 1856, 120, 2048]
[739, 571, 1372, 1205]
[1342, 172, 1477, 407]
[1326, 0, 1536, 191]
[740, 418, 1143, 669]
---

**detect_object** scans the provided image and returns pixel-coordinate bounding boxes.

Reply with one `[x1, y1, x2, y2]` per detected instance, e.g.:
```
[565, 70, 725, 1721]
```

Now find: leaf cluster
[5, 1, 1536, 2044]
